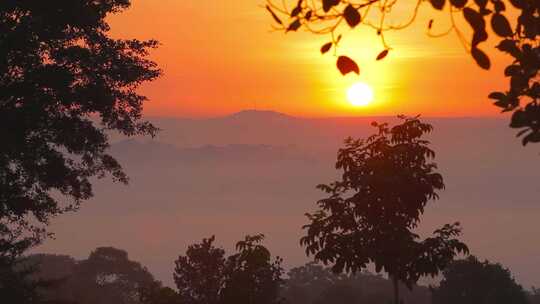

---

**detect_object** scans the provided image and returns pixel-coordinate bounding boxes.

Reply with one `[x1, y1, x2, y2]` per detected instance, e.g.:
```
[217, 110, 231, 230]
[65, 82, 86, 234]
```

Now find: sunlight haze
[107, 0, 511, 118]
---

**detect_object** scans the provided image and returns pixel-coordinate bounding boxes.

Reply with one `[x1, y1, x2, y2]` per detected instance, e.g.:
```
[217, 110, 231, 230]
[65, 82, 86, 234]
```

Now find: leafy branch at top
[266, 0, 539, 146]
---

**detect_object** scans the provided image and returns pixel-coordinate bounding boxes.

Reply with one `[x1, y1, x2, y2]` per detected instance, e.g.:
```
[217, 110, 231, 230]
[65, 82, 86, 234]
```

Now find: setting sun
[347, 82, 374, 107]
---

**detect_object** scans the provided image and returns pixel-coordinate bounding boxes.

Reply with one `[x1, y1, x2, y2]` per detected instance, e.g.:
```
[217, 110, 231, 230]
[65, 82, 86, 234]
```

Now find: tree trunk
[392, 275, 400, 304]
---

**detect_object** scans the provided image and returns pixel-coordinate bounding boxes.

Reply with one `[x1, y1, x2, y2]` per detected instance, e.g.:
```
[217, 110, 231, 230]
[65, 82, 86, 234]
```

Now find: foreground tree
[0, 0, 160, 249]
[301, 117, 468, 304]
[174, 235, 284, 304]
[266, 0, 539, 145]
[432, 256, 529, 304]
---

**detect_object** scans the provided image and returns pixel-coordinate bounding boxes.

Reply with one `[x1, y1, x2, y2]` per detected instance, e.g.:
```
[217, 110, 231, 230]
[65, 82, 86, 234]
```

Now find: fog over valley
[36, 110, 540, 287]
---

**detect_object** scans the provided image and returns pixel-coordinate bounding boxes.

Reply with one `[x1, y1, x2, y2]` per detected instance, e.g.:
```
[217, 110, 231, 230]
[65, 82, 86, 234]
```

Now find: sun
[347, 82, 374, 107]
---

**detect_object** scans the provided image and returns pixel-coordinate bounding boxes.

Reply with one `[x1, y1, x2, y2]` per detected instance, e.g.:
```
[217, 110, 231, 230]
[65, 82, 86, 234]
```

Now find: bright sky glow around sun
[347, 82, 374, 107]
[107, 0, 511, 117]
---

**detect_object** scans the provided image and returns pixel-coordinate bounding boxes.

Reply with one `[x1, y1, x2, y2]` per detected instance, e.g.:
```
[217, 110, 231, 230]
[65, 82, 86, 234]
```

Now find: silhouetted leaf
[344, 4, 361, 28]
[474, 0, 487, 8]
[521, 14, 537, 39]
[430, 0, 446, 10]
[491, 14, 513, 37]
[291, 0, 302, 17]
[511, 110, 527, 128]
[496, 39, 520, 56]
[479, 7, 492, 15]
[320, 42, 332, 54]
[450, 0, 468, 8]
[463, 8, 485, 31]
[471, 47, 491, 69]
[266, 5, 282, 25]
[286, 19, 302, 32]
[504, 65, 520, 77]
[511, 74, 528, 91]
[488, 92, 506, 100]
[472, 29, 488, 46]
[493, 0, 506, 12]
[522, 132, 540, 145]
[337, 56, 359, 75]
[376, 49, 389, 60]
[291, 6, 301, 17]
[323, 0, 340, 12]
[516, 129, 529, 137]
[305, 10, 312, 19]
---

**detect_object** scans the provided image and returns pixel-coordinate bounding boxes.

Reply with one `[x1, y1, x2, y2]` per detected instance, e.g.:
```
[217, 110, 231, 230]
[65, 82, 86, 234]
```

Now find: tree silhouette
[281, 262, 432, 304]
[0, 256, 42, 303]
[300, 116, 468, 304]
[266, 0, 539, 145]
[431, 256, 529, 304]
[70, 247, 157, 304]
[173, 235, 284, 304]
[174, 236, 226, 304]
[0, 0, 160, 249]
[220, 234, 284, 304]
[18, 248, 161, 304]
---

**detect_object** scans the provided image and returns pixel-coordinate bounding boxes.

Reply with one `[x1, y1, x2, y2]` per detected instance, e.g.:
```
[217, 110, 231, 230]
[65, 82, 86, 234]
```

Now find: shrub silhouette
[174, 234, 284, 304]
[432, 256, 529, 304]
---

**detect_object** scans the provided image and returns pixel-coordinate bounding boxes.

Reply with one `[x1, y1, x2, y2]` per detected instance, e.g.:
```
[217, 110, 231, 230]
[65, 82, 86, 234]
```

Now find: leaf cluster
[266, 0, 539, 145]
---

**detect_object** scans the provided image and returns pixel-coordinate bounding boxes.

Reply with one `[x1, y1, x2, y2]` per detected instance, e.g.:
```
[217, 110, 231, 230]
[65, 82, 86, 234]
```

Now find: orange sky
[108, 0, 513, 118]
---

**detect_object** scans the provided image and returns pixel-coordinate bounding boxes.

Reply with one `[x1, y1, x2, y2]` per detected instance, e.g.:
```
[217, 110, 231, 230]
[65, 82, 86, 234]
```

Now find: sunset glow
[347, 82, 374, 107]
[106, 0, 510, 117]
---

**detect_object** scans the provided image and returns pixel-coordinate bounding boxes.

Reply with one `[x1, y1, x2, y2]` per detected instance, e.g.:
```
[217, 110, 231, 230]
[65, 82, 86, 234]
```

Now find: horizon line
[145, 109, 510, 121]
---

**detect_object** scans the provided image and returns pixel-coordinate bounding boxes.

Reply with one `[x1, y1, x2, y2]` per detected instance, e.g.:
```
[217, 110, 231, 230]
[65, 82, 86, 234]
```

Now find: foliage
[221, 234, 284, 304]
[432, 256, 529, 304]
[140, 282, 183, 304]
[0, 0, 161, 249]
[0, 227, 48, 303]
[266, 0, 539, 145]
[174, 236, 226, 304]
[25, 247, 159, 304]
[173, 234, 284, 304]
[300, 116, 468, 303]
[281, 262, 431, 304]
[529, 287, 540, 304]
[0, 256, 43, 304]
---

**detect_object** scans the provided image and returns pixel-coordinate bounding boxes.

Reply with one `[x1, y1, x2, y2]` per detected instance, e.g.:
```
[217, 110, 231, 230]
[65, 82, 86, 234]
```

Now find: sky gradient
[107, 0, 513, 118]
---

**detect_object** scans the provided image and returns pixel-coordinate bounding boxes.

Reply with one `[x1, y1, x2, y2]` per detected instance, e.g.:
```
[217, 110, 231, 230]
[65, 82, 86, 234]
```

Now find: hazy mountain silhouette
[37, 111, 540, 288]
